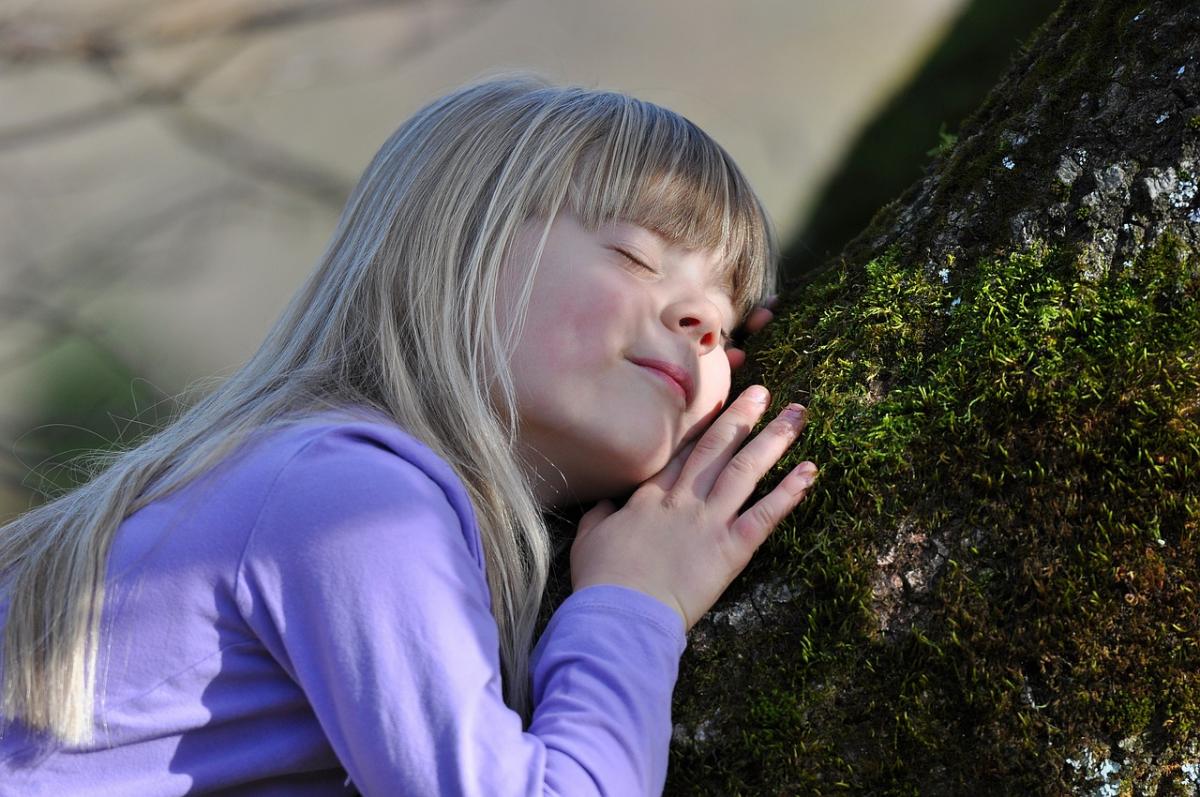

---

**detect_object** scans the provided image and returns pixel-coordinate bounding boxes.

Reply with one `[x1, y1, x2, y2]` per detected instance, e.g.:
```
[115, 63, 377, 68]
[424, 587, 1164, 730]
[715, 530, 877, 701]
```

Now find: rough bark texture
[666, 1, 1200, 794]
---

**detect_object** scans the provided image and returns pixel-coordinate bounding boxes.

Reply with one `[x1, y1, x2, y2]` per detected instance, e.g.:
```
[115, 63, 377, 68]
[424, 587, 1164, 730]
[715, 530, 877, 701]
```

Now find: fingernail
[794, 462, 818, 478]
[781, 403, 806, 420]
[746, 386, 769, 404]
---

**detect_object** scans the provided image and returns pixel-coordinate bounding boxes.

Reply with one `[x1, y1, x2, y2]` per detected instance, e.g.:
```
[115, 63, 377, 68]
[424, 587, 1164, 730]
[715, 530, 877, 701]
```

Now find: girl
[0, 74, 818, 795]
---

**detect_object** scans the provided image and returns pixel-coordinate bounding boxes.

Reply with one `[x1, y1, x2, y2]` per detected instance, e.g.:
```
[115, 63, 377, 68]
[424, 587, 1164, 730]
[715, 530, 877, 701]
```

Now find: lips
[629, 357, 695, 406]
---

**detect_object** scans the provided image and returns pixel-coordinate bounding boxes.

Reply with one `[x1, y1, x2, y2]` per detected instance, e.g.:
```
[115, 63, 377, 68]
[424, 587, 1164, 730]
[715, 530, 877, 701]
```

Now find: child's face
[501, 210, 739, 506]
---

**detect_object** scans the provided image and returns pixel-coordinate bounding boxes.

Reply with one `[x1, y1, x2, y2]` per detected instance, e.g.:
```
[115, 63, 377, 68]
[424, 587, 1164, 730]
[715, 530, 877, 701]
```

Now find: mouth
[629, 357, 695, 407]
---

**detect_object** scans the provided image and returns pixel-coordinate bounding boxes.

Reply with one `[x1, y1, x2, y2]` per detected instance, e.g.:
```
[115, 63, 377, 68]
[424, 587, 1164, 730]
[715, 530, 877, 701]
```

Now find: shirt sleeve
[235, 425, 686, 797]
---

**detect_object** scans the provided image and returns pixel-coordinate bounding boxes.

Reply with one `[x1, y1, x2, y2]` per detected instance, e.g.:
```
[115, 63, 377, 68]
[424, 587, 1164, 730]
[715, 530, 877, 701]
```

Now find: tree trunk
[667, 1, 1200, 793]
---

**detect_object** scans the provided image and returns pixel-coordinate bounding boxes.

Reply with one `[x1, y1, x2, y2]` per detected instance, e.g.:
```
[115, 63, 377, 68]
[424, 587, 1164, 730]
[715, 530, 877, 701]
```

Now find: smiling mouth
[629, 359, 693, 406]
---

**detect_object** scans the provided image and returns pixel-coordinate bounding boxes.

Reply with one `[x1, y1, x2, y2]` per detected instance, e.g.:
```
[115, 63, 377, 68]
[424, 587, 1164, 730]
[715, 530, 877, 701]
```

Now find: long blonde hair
[0, 73, 777, 743]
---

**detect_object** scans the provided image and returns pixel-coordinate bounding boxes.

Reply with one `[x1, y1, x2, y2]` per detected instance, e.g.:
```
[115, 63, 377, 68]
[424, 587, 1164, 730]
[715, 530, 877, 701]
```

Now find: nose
[663, 296, 723, 355]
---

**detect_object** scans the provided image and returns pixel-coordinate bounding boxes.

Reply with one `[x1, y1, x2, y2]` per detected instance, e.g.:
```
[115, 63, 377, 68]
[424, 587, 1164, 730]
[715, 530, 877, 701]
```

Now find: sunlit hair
[0, 72, 777, 742]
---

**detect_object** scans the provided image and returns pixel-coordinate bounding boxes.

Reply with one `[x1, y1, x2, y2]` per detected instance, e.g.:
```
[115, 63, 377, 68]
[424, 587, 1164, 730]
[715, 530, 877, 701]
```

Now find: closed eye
[613, 247, 656, 274]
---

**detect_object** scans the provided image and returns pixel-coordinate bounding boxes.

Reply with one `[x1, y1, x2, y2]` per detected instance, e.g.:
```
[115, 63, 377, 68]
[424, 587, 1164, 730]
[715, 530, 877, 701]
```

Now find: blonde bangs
[563, 97, 778, 319]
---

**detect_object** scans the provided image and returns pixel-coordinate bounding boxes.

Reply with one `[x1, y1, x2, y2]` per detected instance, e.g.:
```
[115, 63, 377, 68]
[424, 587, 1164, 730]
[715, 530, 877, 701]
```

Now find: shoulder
[233, 408, 484, 571]
[267, 409, 473, 509]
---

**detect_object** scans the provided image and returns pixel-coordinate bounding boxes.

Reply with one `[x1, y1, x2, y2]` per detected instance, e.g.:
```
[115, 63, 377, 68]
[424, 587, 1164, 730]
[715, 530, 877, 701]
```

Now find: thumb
[577, 498, 617, 536]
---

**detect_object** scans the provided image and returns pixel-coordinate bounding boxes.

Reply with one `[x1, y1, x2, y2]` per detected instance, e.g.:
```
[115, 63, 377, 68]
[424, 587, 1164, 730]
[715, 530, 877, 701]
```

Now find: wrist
[572, 579, 689, 629]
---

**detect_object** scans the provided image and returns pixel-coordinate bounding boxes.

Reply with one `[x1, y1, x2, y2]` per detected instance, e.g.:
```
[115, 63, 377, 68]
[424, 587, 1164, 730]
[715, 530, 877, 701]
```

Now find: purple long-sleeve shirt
[0, 411, 687, 795]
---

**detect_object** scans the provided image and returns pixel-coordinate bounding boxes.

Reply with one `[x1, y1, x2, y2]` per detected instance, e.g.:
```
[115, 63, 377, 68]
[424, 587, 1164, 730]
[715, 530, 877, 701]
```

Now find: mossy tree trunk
[667, 1, 1200, 794]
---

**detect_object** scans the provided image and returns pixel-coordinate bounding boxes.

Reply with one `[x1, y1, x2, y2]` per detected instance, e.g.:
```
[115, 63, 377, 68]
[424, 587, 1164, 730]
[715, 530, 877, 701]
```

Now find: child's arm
[237, 423, 680, 796]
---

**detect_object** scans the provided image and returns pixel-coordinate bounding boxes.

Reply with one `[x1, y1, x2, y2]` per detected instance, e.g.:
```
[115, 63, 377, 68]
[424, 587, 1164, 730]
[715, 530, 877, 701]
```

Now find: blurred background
[0, 0, 1058, 521]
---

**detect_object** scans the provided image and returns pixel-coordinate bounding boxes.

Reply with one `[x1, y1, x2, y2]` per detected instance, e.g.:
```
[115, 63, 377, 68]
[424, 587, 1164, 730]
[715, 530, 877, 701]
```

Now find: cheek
[702, 352, 733, 404]
[508, 284, 630, 423]
[683, 355, 732, 438]
[521, 283, 628, 364]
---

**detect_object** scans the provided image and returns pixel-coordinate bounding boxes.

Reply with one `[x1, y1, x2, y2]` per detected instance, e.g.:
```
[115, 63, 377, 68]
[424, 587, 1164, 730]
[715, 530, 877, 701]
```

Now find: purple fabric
[0, 411, 686, 796]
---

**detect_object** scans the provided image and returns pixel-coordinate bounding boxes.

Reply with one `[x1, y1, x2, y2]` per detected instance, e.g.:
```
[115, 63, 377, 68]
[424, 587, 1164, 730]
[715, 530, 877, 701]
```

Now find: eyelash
[615, 247, 655, 274]
[615, 247, 736, 349]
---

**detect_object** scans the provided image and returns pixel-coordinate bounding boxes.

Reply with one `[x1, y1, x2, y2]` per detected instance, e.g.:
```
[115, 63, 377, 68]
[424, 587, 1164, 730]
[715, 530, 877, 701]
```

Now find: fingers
[731, 461, 818, 548]
[674, 385, 771, 498]
[708, 403, 809, 515]
[742, 306, 774, 336]
[577, 498, 617, 536]
[641, 439, 697, 493]
[739, 295, 777, 337]
[727, 297, 777, 372]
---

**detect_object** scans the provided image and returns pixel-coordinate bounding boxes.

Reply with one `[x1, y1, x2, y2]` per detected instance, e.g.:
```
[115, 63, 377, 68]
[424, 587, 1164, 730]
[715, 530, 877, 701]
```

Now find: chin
[601, 442, 674, 494]
[559, 426, 680, 501]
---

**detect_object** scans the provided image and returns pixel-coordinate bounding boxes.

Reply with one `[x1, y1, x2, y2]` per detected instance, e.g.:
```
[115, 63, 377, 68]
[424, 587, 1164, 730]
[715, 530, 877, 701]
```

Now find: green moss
[666, 2, 1200, 789]
[1186, 115, 1200, 132]
[925, 124, 960, 159]
[667, 233, 1200, 794]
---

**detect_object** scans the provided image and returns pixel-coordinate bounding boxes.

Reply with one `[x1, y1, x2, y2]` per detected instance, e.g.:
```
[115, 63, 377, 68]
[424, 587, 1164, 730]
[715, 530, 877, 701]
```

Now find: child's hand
[726, 295, 777, 371]
[570, 384, 817, 631]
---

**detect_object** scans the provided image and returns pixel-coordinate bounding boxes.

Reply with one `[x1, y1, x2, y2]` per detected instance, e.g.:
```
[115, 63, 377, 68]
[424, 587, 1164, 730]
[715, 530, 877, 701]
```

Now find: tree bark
[667, 1, 1200, 794]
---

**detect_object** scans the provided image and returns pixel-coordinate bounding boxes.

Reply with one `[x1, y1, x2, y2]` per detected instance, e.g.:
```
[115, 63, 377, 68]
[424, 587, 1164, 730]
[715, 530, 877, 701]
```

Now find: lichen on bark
[666, 1, 1200, 794]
